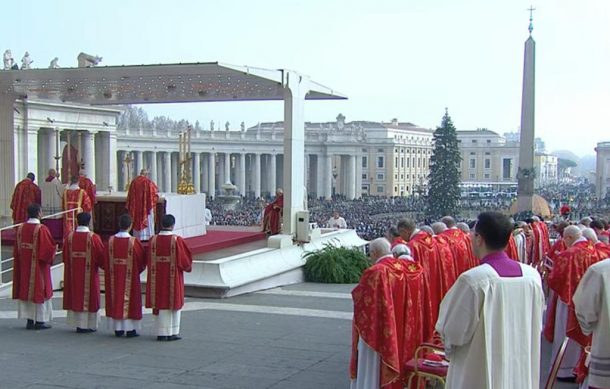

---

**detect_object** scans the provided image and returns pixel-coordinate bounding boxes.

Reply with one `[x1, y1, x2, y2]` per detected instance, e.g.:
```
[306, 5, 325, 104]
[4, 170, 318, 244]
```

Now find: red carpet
[2, 226, 267, 256]
[183, 229, 267, 255]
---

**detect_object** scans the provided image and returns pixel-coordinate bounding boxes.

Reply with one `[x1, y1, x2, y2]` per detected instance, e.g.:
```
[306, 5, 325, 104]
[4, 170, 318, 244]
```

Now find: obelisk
[517, 7, 536, 214]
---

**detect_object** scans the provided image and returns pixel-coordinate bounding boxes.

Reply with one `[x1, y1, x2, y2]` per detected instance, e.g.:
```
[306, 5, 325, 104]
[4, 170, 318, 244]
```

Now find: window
[470, 152, 475, 155]
[484, 159, 491, 169]
[377, 185, 384, 193]
[486, 139, 491, 144]
[377, 156, 384, 168]
[470, 173, 475, 179]
[472, 139, 477, 143]
[362, 156, 368, 168]
[400, 149, 404, 153]
[418, 158, 421, 168]
[395, 157, 398, 168]
[377, 148, 384, 153]
[400, 174, 404, 179]
[395, 148, 398, 153]
[401, 157, 404, 168]
[406, 158, 410, 168]
[484, 173, 490, 179]
[394, 186, 398, 192]
[394, 174, 398, 179]
[503, 158, 512, 179]
[485, 152, 490, 155]
[362, 148, 368, 153]
[377, 173, 385, 180]
[362, 173, 367, 180]
[470, 159, 476, 169]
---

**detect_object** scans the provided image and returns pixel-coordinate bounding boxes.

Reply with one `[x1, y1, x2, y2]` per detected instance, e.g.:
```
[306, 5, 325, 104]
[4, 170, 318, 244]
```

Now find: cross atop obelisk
[516, 8, 537, 215]
[527, 6, 536, 35]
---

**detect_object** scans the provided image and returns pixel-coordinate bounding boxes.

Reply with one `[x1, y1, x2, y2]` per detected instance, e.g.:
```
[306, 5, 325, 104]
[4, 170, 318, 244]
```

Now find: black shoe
[557, 376, 577, 383]
[167, 335, 182, 341]
[126, 330, 139, 338]
[76, 328, 96, 333]
[34, 322, 51, 330]
[26, 319, 34, 330]
[157, 336, 168, 341]
[114, 330, 125, 337]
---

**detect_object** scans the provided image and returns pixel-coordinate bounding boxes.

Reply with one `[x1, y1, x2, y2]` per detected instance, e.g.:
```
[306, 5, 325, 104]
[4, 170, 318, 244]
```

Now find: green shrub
[303, 243, 370, 283]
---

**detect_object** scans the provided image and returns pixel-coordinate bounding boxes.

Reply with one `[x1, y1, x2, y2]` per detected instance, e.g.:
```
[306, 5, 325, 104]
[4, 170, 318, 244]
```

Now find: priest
[350, 238, 427, 389]
[126, 168, 159, 241]
[12, 204, 56, 330]
[546, 225, 602, 381]
[78, 166, 96, 205]
[262, 188, 284, 235]
[63, 176, 92, 238]
[41, 169, 64, 217]
[10, 173, 41, 224]
[146, 214, 193, 341]
[62, 212, 105, 333]
[430, 222, 458, 295]
[398, 217, 440, 334]
[573, 258, 610, 389]
[439, 216, 477, 275]
[105, 214, 146, 338]
[436, 212, 544, 389]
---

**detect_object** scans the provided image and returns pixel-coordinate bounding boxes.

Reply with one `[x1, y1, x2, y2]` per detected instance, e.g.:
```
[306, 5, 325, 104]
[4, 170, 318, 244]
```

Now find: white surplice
[549, 299, 582, 378]
[573, 258, 610, 389]
[436, 263, 544, 389]
[350, 338, 380, 389]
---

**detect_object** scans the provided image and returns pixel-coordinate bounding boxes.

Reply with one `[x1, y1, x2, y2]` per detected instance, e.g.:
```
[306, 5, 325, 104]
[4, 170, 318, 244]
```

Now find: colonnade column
[201, 154, 209, 193]
[82, 130, 96, 182]
[26, 126, 38, 178]
[239, 153, 246, 196]
[208, 152, 216, 198]
[224, 152, 231, 184]
[193, 152, 201, 193]
[46, 128, 57, 172]
[254, 153, 261, 198]
[316, 155, 324, 199]
[171, 152, 178, 192]
[108, 133, 117, 191]
[269, 154, 277, 194]
[163, 152, 171, 193]
[323, 154, 333, 199]
[135, 150, 144, 177]
[347, 154, 356, 199]
[355, 155, 362, 199]
[149, 151, 158, 184]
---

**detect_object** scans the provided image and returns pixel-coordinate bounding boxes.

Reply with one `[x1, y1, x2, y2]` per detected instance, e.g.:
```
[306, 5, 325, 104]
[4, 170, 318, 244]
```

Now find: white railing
[0, 208, 80, 285]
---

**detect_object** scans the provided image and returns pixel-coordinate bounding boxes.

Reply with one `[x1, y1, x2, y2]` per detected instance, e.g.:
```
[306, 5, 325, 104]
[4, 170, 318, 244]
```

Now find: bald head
[420, 225, 434, 235]
[581, 227, 598, 243]
[563, 225, 583, 247]
[431, 222, 447, 235]
[369, 238, 391, 261]
[456, 222, 470, 233]
[440, 216, 456, 228]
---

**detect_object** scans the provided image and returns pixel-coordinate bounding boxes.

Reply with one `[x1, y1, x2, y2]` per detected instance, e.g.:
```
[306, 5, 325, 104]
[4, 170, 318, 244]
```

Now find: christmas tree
[427, 109, 462, 219]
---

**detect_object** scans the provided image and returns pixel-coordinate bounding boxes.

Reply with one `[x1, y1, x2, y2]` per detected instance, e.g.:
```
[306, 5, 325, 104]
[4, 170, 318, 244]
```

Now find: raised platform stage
[1, 226, 368, 299]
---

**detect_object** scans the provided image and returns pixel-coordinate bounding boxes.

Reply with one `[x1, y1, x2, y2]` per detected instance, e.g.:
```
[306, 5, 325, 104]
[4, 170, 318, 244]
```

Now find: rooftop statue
[241, 121, 245, 132]
[210, 120, 214, 131]
[3, 49, 14, 70]
[21, 52, 33, 70]
[49, 57, 60, 69]
[225, 121, 230, 131]
[77, 52, 102, 68]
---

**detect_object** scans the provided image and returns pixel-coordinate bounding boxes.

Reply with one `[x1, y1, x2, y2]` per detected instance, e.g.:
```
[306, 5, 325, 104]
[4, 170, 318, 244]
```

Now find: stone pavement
[0, 282, 577, 388]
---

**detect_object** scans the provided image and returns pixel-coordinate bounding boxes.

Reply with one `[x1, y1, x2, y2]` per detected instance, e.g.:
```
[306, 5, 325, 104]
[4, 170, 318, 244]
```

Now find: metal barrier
[0, 208, 80, 286]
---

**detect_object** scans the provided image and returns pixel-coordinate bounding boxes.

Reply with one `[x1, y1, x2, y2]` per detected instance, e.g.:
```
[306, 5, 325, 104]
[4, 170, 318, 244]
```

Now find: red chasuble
[145, 234, 193, 312]
[62, 231, 105, 312]
[62, 189, 92, 237]
[432, 234, 457, 296]
[390, 237, 408, 248]
[126, 175, 159, 231]
[350, 256, 428, 388]
[439, 228, 476, 276]
[408, 231, 441, 335]
[594, 241, 610, 259]
[547, 240, 602, 346]
[78, 176, 96, 205]
[12, 223, 56, 303]
[262, 195, 284, 235]
[10, 179, 42, 223]
[505, 234, 519, 261]
[105, 236, 146, 320]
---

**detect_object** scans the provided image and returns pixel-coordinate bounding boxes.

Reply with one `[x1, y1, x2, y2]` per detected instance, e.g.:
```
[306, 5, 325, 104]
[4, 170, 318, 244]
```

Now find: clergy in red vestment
[350, 238, 428, 389]
[386, 226, 407, 249]
[262, 188, 284, 235]
[10, 173, 42, 224]
[439, 216, 477, 275]
[126, 169, 159, 241]
[431, 222, 458, 294]
[62, 212, 105, 333]
[398, 218, 439, 338]
[146, 214, 192, 341]
[63, 176, 92, 238]
[105, 214, 146, 338]
[546, 225, 602, 380]
[505, 233, 519, 261]
[12, 204, 56, 330]
[78, 169, 96, 205]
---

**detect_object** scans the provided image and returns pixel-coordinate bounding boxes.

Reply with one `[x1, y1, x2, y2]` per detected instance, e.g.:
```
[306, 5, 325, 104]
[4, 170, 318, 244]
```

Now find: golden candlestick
[177, 126, 195, 194]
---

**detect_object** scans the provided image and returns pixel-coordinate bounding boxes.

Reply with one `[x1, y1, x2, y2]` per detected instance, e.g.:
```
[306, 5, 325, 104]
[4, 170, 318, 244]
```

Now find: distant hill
[551, 150, 596, 176]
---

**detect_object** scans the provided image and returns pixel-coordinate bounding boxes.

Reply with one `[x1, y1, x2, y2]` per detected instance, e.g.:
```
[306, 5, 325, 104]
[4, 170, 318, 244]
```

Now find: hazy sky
[4, 0, 609, 156]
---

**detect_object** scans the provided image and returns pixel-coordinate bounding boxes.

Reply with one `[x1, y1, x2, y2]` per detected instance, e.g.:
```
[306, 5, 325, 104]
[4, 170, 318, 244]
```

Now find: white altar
[94, 192, 206, 238]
